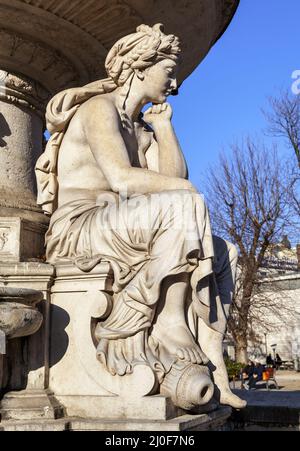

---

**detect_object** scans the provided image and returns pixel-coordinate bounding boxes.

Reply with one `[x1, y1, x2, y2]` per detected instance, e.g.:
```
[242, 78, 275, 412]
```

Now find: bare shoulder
[78, 94, 119, 125]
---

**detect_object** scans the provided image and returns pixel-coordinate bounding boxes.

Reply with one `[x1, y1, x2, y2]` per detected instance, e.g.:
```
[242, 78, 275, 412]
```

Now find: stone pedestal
[49, 263, 177, 419]
[47, 262, 230, 430]
[0, 262, 65, 420]
[1, 389, 64, 421]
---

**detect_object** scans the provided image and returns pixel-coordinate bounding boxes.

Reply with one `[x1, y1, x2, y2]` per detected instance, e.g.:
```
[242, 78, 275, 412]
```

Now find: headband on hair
[105, 23, 181, 86]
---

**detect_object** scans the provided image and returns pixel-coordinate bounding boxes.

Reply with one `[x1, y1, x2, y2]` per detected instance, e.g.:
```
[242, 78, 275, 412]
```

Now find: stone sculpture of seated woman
[36, 23, 246, 410]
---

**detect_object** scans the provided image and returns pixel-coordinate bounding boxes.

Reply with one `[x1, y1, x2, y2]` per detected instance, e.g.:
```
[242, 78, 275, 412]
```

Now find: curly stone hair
[105, 23, 181, 86]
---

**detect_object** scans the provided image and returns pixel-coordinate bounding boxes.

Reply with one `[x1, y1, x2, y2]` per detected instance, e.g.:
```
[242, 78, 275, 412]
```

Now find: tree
[205, 139, 294, 363]
[265, 91, 300, 168]
[264, 91, 300, 216]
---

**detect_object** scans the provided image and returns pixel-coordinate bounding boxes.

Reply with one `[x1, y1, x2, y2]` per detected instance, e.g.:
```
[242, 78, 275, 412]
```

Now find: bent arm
[152, 121, 188, 178]
[82, 99, 195, 195]
[143, 103, 188, 178]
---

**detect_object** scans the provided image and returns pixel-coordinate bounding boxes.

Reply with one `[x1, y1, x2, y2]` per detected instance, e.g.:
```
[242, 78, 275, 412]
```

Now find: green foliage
[225, 358, 244, 380]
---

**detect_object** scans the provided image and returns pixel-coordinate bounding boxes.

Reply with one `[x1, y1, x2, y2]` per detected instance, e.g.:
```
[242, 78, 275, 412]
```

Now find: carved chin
[158, 94, 167, 102]
[151, 93, 167, 103]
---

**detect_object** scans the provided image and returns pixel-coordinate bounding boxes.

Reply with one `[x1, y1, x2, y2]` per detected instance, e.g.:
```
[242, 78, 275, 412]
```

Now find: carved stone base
[54, 394, 179, 421]
[49, 262, 222, 420]
[0, 389, 64, 421]
[50, 263, 175, 419]
[0, 217, 47, 262]
[68, 407, 232, 431]
[49, 262, 114, 399]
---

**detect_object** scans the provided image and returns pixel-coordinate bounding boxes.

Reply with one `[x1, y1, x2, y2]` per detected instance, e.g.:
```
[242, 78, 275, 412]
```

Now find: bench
[239, 367, 279, 390]
[262, 367, 279, 390]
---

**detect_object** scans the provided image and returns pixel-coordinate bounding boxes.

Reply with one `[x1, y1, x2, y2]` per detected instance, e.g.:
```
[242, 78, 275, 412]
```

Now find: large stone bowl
[0, 0, 239, 95]
[0, 288, 43, 340]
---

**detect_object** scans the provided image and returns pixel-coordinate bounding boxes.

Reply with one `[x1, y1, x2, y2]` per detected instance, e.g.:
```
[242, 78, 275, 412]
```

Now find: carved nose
[170, 79, 177, 90]
[170, 79, 179, 95]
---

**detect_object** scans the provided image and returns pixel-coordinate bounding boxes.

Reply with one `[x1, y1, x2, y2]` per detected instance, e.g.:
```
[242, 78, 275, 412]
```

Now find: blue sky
[168, 0, 299, 189]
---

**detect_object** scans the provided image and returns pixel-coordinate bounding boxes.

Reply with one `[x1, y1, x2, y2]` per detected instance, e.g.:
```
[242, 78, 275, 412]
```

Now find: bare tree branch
[264, 90, 300, 168]
[204, 137, 296, 363]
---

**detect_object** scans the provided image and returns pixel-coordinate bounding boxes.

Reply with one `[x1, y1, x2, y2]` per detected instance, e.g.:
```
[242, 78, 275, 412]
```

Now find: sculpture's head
[105, 24, 181, 103]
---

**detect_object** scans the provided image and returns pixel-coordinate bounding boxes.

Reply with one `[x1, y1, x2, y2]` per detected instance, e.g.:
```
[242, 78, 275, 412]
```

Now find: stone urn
[0, 287, 43, 345]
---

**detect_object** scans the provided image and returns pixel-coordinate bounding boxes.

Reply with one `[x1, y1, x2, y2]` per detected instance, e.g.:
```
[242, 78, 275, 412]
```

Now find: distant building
[260, 236, 299, 275]
[226, 238, 300, 369]
[249, 239, 300, 367]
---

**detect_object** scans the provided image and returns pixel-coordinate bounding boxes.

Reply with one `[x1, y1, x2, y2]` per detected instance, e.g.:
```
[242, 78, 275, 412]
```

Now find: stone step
[0, 407, 231, 431]
[0, 390, 64, 421]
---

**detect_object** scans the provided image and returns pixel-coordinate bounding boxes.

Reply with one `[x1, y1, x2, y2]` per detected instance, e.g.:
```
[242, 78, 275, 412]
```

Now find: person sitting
[247, 361, 265, 389]
[241, 360, 255, 389]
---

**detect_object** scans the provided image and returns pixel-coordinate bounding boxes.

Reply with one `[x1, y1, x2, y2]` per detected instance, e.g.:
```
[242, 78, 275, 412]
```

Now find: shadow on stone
[0, 112, 11, 147]
[49, 305, 70, 367]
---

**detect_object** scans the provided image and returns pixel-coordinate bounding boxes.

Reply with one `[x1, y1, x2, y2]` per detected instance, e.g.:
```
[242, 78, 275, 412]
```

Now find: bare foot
[220, 389, 247, 409]
[151, 322, 208, 365]
[97, 332, 147, 376]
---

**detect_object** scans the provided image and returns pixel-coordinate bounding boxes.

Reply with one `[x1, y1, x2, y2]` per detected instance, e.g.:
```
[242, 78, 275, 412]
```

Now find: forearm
[114, 167, 195, 195]
[154, 122, 188, 178]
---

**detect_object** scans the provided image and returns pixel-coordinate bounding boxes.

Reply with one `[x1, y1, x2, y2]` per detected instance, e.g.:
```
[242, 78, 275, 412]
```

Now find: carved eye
[166, 69, 174, 75]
